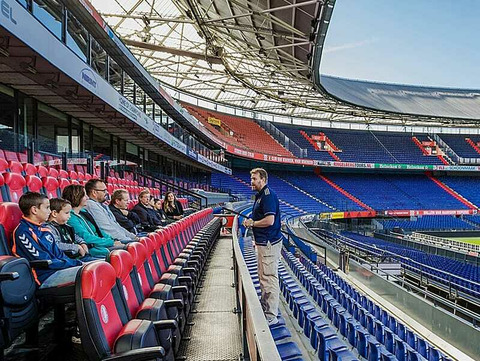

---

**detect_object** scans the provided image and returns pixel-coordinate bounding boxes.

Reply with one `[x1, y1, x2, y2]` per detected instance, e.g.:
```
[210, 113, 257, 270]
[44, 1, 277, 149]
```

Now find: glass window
[18, 93, 34, 148]
[90, 37, 107, 79]
[145, 96, 154, 119]
[83, 122, 91, 153]
[18, 0, 30, 10]
[71, 118, 81, 154]
[92, 127, 111, 159]
[123, 73, 135, 103]
[0, 85, 16, 151]
[67, 11, 89, 62]
[37, 102, 68, 154]
[154, 106, 162, 124]
[109, 57, 122, 93]
[135, 84, 145, 111]
[33, 0, 63, 40]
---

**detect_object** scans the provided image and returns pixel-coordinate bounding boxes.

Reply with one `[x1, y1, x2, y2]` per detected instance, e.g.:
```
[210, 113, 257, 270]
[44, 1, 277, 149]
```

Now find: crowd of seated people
[10, 179, 185, 289]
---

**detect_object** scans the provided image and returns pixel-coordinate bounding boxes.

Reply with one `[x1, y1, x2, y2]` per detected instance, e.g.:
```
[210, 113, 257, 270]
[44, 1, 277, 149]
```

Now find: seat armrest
[164, 299, 184, 309]
[0, 272, 19, 281]
[153, 320, 178, 331]
[103, 347, 165, 361]
[30, 260, 52, 269]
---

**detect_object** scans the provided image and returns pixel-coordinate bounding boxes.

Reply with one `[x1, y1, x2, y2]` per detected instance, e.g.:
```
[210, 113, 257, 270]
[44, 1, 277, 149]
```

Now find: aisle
[178, 236, 242, 360]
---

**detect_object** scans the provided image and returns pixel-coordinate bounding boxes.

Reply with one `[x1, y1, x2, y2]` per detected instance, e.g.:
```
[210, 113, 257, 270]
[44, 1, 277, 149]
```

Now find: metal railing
[255, 118, 307, 158]
[409, 231, 480, 254]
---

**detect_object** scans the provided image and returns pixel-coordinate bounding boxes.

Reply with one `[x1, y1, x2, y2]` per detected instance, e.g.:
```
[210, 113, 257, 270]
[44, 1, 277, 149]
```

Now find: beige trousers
[256, 240, 282, 321]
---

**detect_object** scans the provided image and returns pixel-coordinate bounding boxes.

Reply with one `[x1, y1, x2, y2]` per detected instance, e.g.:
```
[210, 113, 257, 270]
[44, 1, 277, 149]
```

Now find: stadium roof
[90, 0, 480, 127]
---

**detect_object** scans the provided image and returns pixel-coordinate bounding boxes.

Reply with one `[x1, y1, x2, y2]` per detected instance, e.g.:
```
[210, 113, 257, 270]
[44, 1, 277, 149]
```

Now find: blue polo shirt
[252, 185, 282, 246]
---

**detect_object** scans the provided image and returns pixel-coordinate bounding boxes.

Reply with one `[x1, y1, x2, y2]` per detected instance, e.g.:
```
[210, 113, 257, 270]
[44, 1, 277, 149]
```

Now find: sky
[320, 0, 480, 89]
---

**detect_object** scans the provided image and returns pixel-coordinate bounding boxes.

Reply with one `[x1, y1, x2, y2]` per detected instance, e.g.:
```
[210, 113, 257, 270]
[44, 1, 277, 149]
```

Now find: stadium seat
[0, 255, 39, 355]
[7, 161, 23, 174]
[42, 176, 60, 199]
[25, 175, 43, 193]
[107, 249, 181, 356]
[75, 261, 167, 361]
[3, 173, 26, 203]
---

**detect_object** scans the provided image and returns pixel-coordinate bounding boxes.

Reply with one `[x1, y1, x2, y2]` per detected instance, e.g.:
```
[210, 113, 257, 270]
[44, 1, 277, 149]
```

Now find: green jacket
[67, 210, 114, 257]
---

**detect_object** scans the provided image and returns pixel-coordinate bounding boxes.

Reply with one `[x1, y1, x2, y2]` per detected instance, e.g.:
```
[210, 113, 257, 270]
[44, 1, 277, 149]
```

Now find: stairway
[426, 173, 478, 209]
[317, 174, 374, 211]
[465, 138, 480, 155]
[277, 176, 337, 211]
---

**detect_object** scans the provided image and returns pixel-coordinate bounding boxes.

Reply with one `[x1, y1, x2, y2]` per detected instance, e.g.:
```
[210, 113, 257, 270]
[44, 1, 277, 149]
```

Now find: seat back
[58, 178, 70, 196]
[0, 255, 38, 348]
[25, 175, 42, 193]
[36, 166, 48, 178]
[0, 159, 8, 173]
[75, 261, 131, 360]
[0, 202, 22, 254]
[107, 250, 144, 318]
[22, 163, 37, 176]
[126, 242, 155, 298]
[7, 161, 23, 174]
[0, 173, 5, 202]
[42, 176, 59, 198]
[3, 173, 26, 202]
[140, 237, 163, 283]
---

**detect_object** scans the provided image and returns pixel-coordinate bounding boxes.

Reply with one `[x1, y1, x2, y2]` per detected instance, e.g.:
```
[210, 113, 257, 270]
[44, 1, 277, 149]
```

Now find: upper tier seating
[183, 104, 294, 158]
[379, 215, 476, 230]
[439, 134, 480, 158]
[276, 125, 444, 164]
[277, 173, 364, 211]
[438, 176, 480, 207]
[327, 173, 468, 210]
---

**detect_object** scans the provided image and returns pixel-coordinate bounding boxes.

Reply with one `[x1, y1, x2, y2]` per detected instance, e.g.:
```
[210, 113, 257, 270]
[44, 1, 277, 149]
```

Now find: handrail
[409, 231, 480, 254]
[315, 229, 480, 299]
[136, 171, 208, 208]
[231, 215, 281, 361]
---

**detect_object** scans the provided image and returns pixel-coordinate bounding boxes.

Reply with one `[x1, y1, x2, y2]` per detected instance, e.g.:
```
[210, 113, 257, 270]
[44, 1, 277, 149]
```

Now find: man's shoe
[267, 317, 279, 327]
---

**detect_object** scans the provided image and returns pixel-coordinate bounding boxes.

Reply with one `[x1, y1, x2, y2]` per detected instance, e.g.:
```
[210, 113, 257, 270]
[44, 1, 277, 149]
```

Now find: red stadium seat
[22, 163, 37, 176]
[0, 173, 5, 202]
[47, 168, 59, 178]
[0, 202, 23, 250]
[25, 175, 42, 193]
[17, 152, 27, 163]
[36, 165, 48, 178]
[42, 177, 60, 198]
[58, 178, 70, 193]
[68, 170, 78, 180]
[0, 158, 8, 173]
[75, 261, 166, 361]
[58, 169, 68, 179]
[3, 173, 26, 203]
[7, 161, 23, 174]
[77, 172, 85, 182]
[3, 151, 18, 162]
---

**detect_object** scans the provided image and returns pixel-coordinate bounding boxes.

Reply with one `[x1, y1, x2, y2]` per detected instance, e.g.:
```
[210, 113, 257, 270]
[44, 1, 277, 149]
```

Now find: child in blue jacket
[12, 192, 82, 288]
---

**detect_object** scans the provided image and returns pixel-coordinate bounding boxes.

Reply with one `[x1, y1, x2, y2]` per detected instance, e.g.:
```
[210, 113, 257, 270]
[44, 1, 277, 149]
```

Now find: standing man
[243, 168, 282, 326]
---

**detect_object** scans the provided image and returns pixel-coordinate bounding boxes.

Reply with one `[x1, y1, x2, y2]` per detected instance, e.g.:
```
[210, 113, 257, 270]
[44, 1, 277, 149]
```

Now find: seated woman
[62, 184, 124, 258]
[162, 191, 184, 220]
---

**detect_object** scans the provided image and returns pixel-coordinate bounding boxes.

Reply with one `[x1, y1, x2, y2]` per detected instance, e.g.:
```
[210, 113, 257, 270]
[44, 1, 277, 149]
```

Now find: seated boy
[13, 192, 83, 289]
[45, 198, 96, 262]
